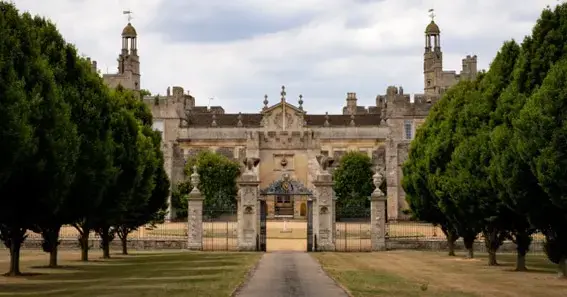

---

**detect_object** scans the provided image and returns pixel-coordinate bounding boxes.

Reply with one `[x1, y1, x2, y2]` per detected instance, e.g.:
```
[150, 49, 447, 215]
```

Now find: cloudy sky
[13, 0, 559, 114]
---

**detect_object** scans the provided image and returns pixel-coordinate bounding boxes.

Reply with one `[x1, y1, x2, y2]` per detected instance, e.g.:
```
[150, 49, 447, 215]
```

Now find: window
[404, 120, 413, 140]
[152, 120, 164, 139]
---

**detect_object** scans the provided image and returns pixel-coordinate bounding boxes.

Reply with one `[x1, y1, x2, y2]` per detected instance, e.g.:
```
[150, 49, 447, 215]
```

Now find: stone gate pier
[237, 158, 261, 251]
[370, 167, 387, 251]
[313, 155, 336, 251]
[187, 166, 203, 250]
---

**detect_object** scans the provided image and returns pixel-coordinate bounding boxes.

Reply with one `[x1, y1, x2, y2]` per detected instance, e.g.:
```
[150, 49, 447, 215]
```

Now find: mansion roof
[184, 111, 383, 128]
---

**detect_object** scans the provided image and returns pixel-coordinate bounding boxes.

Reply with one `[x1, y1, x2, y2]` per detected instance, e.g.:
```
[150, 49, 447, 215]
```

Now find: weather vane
[428, 8, 435, 21]
[123, 10, 133, 23]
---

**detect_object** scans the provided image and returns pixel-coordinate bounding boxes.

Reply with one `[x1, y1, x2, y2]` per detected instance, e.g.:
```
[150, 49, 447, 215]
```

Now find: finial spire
[123, 10, 134, 23]
[298, 94, 303, 110]
[428, 8, 435, 21]
[280, 85, 286, 102]
[263, 94, 269, 110]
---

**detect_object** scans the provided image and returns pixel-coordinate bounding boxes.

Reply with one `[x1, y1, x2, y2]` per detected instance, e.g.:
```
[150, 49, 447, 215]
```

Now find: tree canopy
[171, 151, 240, 219]
[0, 2, 170, 275]
[402, 3, 567, 276]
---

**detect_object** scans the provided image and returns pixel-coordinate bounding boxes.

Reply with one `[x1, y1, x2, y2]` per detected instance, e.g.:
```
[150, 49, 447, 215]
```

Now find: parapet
[375, 86, 433, 117]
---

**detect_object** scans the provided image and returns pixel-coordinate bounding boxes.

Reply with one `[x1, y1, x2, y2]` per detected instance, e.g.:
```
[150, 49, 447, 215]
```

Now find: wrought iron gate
[258, 199, 267, 251]
[306, 197, 314, 251]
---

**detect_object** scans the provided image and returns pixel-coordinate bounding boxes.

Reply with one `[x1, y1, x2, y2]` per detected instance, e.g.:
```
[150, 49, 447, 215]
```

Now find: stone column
[313, 155, 336, 251]
[187, 166, 203, 250]
[370, 167, 387, 251]
[237, 158, 261, 251]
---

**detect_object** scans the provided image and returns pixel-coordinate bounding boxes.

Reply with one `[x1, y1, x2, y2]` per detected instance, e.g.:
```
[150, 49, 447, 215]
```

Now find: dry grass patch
[0, 250, 261, 297]
[313, 251, 567, 297]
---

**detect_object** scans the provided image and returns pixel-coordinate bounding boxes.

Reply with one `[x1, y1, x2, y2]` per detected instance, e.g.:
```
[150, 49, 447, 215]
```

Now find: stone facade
[93, 19, 478, 221]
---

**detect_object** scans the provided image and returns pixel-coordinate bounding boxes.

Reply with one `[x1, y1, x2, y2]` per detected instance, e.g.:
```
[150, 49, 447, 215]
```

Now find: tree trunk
[514, 231, 531, 271]
[42, 225, 61, 268]
[516, 253, 527, 272]
[6, 227, 25, 276]
[78, 229, 90, 262]
[117, 226, 129, 255]
[121, 236, 128, 255]
[101, 227, 111, 259]
[441, 225, 458, 256]
[488, 249, 498, 266]
[558, 256, 567, 278]
[463, 235, 475, 259]
[447, 239, 456, 256]
[49, 248, 58, 268]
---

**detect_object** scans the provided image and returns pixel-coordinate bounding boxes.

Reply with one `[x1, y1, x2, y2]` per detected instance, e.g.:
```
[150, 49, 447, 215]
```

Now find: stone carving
[242, 157, 260, 172]
[320, 206, 328, 214]
[316, 155, 335, 172]
[244, 206, 253, 214]
[372, 166, 385, 196]
[372, 146, 386, 166]
[190, 165, 200, 194]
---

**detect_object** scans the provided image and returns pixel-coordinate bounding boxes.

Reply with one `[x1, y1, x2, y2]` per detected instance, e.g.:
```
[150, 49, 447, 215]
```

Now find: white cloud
[13, 0, 559, 114]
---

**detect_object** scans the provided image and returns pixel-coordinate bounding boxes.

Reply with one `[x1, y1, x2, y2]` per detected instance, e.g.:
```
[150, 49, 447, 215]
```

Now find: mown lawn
[313, 251, 567, 297]
[0, 250, 261, 297]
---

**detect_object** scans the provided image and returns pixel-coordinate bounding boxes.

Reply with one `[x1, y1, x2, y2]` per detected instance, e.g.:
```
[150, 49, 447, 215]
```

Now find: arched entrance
[259, 173, 314, 251]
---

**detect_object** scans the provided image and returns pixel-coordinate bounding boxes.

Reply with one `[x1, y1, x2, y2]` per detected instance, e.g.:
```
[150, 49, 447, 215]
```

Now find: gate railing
[334, 205, 371, 252]
[202, 208, 238, 251]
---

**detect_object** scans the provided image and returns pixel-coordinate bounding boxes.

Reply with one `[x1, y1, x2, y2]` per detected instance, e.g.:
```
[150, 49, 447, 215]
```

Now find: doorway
[275, 195, 293, 216]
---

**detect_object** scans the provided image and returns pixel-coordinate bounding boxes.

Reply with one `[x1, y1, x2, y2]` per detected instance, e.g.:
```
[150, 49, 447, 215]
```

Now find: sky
[12, 0, 560, 114]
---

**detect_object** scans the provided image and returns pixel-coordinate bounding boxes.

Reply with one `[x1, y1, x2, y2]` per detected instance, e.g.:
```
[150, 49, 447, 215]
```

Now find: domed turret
[425, 21, 440, 34]
[122, 22, 137, 38]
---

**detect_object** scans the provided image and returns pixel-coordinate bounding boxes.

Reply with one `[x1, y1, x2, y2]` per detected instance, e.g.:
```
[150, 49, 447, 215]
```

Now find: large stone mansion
[89, 18, 478, 221]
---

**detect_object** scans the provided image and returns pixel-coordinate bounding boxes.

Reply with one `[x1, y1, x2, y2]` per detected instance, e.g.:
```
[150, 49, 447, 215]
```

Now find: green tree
[515, 58, 567, 277]
[19, 13, 116, 268]
[116, 125, 169, 255]
[171, 151, 240, 218]
[488, 4, 567, 274]
[0, 4, 80, 276]
[427, 80, 485, 259]
[92, 87, 149, 259]
[403, 96, 459, 256]
[332, 151, 374, 219]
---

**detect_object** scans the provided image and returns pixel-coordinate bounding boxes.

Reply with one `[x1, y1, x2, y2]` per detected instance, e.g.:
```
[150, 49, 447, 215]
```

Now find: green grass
[313, 251, 567, 297]
[0, 251, 261, 297]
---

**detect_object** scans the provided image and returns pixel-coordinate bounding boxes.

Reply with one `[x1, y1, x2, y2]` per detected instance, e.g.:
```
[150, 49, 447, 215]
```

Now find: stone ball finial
[263, 94, 269, 110]
[237, 112, 243, 127]
[280, 85, 286, 101]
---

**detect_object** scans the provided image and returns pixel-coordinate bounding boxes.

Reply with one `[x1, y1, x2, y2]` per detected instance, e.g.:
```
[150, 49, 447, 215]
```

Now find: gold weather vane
[123, 10, 134, 22]
[428, 8, 435, 21]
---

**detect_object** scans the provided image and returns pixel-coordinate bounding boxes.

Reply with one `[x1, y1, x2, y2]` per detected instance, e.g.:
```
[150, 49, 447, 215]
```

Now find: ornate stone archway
[259, 172, 313, 219]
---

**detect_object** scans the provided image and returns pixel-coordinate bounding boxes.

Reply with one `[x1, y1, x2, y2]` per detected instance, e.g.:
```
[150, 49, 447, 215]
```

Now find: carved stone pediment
[261, 102, 305, 131]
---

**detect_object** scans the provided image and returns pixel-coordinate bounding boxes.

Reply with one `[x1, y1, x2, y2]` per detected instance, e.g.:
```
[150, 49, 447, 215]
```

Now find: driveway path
[235, 252, 349, 297]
